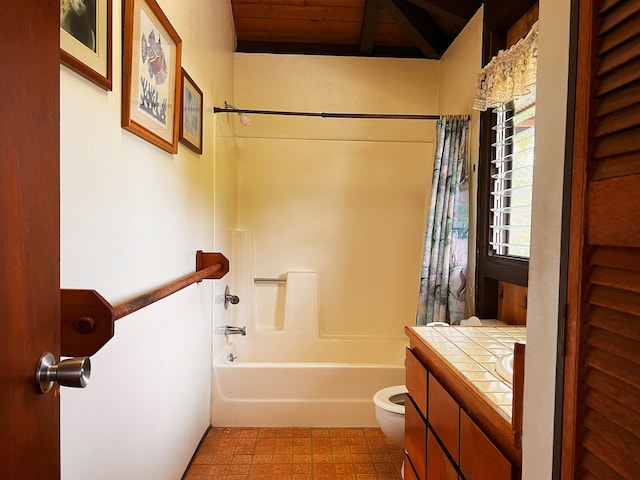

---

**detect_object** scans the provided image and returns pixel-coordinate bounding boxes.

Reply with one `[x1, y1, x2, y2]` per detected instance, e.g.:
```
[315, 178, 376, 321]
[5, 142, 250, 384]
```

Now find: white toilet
[373, 385, 408, 448]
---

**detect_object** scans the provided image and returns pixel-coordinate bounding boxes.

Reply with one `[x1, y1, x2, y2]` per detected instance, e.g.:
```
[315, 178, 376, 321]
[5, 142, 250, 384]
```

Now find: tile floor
[182, 427, 404, 480]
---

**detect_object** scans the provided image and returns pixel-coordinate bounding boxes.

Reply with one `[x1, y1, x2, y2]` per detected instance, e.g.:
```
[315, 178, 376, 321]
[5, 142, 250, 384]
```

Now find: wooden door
[0, 1, 61, 479]
[563, 0, 640, 478]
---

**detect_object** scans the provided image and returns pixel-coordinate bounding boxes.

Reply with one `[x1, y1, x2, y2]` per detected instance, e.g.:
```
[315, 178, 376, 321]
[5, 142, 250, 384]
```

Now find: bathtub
[211, 338, 407, 427]
[213, 232, 408, 426]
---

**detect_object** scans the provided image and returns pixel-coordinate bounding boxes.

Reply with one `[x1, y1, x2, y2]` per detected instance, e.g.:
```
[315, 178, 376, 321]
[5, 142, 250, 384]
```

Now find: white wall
[231, 54, 438, 340]
[438, 6, 484, 316]
[522, 0, 571, 478]
[59, 1, 236, 479]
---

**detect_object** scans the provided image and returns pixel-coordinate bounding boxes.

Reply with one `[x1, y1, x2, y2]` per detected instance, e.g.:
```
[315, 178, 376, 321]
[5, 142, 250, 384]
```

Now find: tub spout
[224, 325, 246, 336]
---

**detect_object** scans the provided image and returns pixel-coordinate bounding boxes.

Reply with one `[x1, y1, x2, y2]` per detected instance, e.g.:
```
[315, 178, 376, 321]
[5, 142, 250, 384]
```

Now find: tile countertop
[410, 326, 527, 420]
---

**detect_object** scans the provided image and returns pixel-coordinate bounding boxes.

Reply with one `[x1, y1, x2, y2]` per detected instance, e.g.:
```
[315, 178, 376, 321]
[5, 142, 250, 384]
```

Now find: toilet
[373, 324, 448, 477]
[374, 385, 408, 478]
[373, 385, 407, 448]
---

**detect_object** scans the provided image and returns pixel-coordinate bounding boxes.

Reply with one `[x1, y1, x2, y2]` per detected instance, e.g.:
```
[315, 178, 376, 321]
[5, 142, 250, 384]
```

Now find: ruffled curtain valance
[473, 21, 539, 111]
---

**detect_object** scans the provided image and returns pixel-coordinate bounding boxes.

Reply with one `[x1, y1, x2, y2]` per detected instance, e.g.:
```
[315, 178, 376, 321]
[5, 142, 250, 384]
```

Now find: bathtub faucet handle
[224, 325, 246, 336]
[224, 285, 240, 310]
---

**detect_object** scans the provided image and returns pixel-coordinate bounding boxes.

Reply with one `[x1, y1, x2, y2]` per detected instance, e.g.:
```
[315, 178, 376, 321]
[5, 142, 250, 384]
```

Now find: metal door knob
[36, 352, 91, 393]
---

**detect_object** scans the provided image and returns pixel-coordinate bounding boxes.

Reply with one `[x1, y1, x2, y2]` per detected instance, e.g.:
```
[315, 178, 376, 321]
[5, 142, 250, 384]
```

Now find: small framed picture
[60, 0, 112, 90]
[121, 0, 182, 153]
[179, 69, 203, 154]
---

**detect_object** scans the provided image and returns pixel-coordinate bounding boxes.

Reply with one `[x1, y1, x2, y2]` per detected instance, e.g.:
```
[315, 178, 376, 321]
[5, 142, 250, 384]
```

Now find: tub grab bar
[60, 251, 229, 357]
[254, 277, 287, 283]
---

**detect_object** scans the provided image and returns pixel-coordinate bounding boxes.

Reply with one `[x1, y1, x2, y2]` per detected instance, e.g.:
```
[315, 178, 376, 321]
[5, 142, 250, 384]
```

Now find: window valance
[473, 21, 539, 111]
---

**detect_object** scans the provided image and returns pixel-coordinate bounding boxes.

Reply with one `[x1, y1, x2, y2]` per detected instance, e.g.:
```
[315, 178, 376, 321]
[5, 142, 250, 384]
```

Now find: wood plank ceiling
[230, 0, 484, 59]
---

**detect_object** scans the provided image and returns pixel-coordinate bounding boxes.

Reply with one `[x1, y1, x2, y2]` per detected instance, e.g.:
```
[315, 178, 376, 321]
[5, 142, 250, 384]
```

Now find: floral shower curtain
[416, 116, 469, 325]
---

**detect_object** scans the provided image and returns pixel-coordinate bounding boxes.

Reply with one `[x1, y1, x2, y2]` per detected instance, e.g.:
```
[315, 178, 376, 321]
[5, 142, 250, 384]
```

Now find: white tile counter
[409, 326, 526, 419]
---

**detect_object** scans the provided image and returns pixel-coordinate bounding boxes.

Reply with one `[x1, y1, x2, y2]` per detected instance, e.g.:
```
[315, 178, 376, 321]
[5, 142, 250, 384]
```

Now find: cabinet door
[406, 347, 427, 417]
[459, 410, 512, 480]
[427, 429, 459, 480]
[406, 396, 427, 480]
[404, 454, 420, 480]
[428, 375, 459, 464]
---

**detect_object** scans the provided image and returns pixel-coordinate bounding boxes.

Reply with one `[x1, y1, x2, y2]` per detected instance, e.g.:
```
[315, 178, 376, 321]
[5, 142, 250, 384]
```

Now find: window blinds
[490, 91, 536, 258]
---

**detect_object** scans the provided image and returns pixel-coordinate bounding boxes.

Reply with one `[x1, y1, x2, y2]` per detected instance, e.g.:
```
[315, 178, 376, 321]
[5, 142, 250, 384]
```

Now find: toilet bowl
[373, 385, 407, 448]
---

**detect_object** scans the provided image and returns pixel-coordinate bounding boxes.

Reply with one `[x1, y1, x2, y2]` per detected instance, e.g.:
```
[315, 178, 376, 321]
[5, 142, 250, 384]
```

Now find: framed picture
[122, 0, 182, 154]
[60, 0, 112, 90]
[179, 69, 204, 154]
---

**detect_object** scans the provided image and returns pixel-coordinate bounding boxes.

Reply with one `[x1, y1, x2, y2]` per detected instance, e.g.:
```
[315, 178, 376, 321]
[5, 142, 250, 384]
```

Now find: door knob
[36, 352, 91, 394]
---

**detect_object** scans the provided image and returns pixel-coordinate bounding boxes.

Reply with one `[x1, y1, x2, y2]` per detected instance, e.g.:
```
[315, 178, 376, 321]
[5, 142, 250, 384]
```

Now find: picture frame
[60, 0, 112, 90]
[122, 0, 182, 154]
[179, 69, 204, 154]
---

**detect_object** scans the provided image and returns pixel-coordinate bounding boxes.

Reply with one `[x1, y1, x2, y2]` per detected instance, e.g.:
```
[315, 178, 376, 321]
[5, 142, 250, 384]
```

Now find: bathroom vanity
[404, 325, 525, 480]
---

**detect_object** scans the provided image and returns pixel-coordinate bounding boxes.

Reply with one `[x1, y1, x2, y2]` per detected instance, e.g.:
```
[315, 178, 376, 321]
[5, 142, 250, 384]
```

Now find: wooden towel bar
[60, 251, 229, 357]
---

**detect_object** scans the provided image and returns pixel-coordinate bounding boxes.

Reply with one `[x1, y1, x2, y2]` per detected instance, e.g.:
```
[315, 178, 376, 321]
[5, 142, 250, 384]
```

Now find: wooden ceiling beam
[235, 40, 425, 58]
[375, 0, 448, 59]
[405, 0, 481, 28]
[360, 0, 380, 55]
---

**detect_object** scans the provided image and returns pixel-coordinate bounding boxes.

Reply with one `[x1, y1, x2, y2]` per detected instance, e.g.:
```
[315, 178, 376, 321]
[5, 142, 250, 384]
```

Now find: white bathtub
[211, 339, 406, 427]
[213, 232, 408, 426]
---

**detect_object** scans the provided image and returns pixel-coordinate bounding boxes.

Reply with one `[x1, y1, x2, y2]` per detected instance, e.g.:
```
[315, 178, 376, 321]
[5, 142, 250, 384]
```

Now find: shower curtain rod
[212, 106, 442, 120]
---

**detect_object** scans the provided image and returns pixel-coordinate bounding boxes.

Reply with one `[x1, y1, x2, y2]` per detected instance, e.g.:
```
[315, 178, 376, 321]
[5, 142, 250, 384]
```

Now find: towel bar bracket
[196, 251, 229, 280]
[61, 289, 115, 358]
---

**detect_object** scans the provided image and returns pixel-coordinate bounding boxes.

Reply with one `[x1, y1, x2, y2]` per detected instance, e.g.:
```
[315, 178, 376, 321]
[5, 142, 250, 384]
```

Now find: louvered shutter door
[563, 0, 640, 478]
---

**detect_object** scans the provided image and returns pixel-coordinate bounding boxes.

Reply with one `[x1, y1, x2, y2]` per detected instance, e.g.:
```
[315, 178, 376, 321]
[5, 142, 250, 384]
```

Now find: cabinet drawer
[459, 410, 513, 480]
[427, 429, 459, 480]
[406, 347, 427, 417]
[404, 453, 419, 480]
[428, 374, 459, 464]
[405, 395, 427, 480]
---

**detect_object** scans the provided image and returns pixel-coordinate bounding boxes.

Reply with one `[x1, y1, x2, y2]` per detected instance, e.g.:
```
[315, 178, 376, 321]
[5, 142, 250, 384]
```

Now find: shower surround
[211, 232, 407, 426]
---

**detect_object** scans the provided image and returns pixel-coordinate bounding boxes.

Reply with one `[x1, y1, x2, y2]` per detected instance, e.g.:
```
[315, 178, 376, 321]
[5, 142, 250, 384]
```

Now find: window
[474, 13, 538, 315]
[490, 90, 536, 258]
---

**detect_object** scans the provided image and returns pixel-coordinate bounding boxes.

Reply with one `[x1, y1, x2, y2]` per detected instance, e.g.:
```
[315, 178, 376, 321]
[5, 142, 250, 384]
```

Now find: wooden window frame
[475, 3, 538, 318]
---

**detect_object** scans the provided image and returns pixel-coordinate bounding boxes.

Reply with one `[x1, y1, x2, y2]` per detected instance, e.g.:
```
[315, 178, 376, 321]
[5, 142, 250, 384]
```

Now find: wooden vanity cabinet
[405, 345, 519, 480]
[428, 375, 459, 465]
[406, 347, 427, 416]
[406, 348, 459, 480]
[405, 395, 427, 479]
[460, 410, 512, 480]
[427, 429, 459, 480]
[405, 348, 428, 478]
[404, 457, 420, 480]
